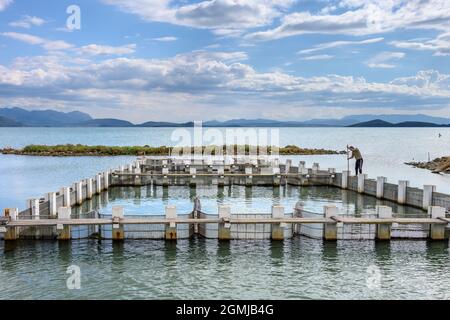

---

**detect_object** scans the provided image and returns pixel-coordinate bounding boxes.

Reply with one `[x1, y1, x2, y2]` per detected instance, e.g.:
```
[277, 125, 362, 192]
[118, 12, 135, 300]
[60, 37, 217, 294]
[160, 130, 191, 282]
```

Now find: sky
[0, 0, 449, 123]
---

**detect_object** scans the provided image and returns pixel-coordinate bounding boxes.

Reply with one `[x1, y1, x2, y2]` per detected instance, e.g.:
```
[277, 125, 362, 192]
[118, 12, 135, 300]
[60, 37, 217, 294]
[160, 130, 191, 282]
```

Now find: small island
[0, 144, 347, 157]
[405, 156, 450, 174]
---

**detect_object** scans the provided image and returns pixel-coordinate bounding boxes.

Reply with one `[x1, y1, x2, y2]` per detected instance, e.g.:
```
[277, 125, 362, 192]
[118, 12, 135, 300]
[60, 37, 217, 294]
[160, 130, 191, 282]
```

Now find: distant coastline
[1, 107, 450, 128]
[0, 144, 347, 157]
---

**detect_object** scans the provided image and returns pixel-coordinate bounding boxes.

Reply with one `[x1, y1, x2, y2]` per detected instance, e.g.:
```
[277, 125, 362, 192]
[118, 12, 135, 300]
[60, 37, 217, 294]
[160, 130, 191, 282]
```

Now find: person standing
[347, 146, 363, 176]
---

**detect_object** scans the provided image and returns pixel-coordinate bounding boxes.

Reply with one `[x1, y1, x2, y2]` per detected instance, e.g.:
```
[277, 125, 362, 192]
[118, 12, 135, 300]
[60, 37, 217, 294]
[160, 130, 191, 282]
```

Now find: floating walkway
[1, 156, 449, 241]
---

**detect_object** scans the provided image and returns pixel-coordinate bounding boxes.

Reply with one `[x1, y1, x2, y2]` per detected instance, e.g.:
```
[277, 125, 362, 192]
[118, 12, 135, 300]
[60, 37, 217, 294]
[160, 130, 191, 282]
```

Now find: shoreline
[405, 156, 450, 174]
[0, 144, 346, 157]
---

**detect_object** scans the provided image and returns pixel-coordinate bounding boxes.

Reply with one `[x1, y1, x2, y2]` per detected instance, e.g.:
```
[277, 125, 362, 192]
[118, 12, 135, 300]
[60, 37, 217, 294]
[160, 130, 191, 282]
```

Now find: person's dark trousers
[355, 159, 363, 175]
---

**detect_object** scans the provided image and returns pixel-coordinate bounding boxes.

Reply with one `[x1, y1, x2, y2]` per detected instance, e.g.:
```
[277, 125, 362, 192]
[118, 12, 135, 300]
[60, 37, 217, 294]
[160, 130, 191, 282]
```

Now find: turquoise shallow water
[0, 127, 449, 299]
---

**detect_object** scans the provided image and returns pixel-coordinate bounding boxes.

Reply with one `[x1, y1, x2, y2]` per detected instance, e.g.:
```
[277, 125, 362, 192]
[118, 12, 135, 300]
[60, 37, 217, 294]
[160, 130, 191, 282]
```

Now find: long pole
[346, 145, 350, 173]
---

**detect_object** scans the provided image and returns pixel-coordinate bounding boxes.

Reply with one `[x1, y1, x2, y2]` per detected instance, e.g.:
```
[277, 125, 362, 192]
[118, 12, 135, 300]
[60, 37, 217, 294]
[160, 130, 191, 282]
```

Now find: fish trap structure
[1, 156, 449, 241]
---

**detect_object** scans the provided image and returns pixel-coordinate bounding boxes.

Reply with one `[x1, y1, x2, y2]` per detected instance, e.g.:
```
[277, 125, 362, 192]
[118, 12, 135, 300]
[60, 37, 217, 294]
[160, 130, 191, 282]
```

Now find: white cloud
[390, 32, 450, 56]
[9, 15, 46, 28]
[246, 0, 450, 41]
[151, 36, 178, 42]
[299, 37, 383, 54]
[2, 32, 73, 51]
[0, 50, 449, 121]
[80, 44, 136, 55]
[366, 51, 405, 68]
[102, 0, 294, 31]
[0, 0, 12, 11]
[300, 54, 334, 60]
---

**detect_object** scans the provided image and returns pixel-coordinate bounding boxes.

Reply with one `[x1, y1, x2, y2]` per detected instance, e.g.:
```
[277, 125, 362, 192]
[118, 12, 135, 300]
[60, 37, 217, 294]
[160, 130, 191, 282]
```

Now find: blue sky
[0, 0, 449, 122]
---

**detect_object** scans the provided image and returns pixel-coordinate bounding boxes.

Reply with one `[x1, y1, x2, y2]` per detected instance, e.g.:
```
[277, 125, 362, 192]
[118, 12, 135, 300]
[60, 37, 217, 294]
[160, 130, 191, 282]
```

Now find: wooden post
[429, 206, 447, 240]
[342, 171, 349, 189]
[57, 207, 71, 240]
[376, 206, 392, 240]
[271, 205, 285, 240]
[112, 205, 124, 240]
[218, 205, 231, 240]
[376, 176, 386, 198]
[293, 201, 304, 235]
[323, 205, 338, 240]
[165, 205, 177, 240]
[398, 180, 409, 204]
[423, 185, 436, 210]
[4, 208, 19, 240]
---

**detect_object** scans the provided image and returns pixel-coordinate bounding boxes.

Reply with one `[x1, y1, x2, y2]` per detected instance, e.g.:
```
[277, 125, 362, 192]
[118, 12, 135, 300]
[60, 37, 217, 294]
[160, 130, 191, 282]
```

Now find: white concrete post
[285, 159, 292, 173]
[104, 171, 109, 189]
[3, 208, 19, 240]
[96, 174, 102, 194]
[429, 206, 447, 240]
[357, 174, 367, 193]
[58, 206, 71, 219]
[165, 205, 177, 240]
[423, 185, 436, 210]
[6, 208, 18, 221]
[47, 192, 57, 216]
[60, 187, 71, 207]
[342, 171, 349, 189]
[86, 178, 93, 199]
[376, 177, 387, 198]
[298, 161, 306, 173]
[398, 180, 409, 204]
[189, 167, 196, 176]
[271, 205, 285, 240]
[324, 205, 338, 240]
[112, 205, 124, 240]
[376, 206, 393, 240]
[245, 167, 253, 176]
[312, 163, 319, 173]
[218, 205, 231, 240]
[57, 207, 71, 240]
[76, 181, 83, 205]
[134, 161, 141, 174]
[128, 164, 133, 173]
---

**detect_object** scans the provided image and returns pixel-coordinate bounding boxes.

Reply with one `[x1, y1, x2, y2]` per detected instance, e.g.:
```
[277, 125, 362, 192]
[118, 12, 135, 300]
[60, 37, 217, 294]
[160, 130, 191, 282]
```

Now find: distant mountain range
[349, 119, 450, 127]
[0, 107, 449, 128]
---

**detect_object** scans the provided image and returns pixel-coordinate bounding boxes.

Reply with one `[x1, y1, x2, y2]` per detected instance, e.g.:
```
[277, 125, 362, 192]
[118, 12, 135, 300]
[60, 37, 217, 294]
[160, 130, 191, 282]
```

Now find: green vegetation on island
[0, 144, 346, 156]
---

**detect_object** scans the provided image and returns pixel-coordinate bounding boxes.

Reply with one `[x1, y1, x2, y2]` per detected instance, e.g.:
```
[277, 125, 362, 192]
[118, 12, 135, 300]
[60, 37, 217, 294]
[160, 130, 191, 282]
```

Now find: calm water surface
[0, 128, 449, 299]
[1, 127, 450, 209]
